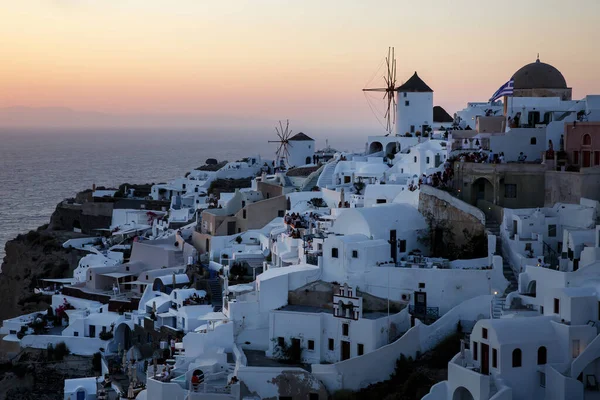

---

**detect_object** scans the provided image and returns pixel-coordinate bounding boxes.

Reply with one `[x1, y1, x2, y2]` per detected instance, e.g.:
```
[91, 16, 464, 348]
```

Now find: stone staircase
[485, 218, 518, 296]
[209, 277, 223, 312]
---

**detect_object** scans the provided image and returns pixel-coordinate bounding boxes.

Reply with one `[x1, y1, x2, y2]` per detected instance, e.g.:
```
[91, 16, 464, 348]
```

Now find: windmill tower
[268, 120, 293, 170]
[363, 48, 434, 137]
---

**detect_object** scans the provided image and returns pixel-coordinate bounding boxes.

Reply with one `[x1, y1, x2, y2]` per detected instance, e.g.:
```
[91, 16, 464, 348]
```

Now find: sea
[0, 127, 365, 262]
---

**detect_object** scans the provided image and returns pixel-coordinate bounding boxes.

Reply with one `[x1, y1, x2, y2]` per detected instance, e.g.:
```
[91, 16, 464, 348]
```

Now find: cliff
[0, 227, 87, 321]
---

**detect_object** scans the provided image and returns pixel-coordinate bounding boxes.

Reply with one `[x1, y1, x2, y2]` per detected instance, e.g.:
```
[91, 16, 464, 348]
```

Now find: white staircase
[316, 161, 337, 189]
[491, 296, 506, 319]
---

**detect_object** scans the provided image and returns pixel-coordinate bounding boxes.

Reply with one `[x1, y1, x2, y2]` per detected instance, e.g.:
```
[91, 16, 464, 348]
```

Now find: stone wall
[419, 186, 486, 249]
[545, 167, 600, 205]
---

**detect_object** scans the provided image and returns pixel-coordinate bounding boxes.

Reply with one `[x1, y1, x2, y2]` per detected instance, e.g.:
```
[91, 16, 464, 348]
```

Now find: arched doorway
[452, 386, 474, 400]
[114, 323, 132, 352]
[526, 280, 537, 296]
[471, 177, 494, 204]
[369, 141, 383, 154]
[385, 142, 399, 156]
[306, 156, 311, 165]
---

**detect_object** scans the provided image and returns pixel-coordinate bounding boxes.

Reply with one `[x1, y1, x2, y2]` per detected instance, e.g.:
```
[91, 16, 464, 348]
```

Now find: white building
[267, 284, 405, 364]
[287, 132, 315, 168]
[396, 72, 434, 137]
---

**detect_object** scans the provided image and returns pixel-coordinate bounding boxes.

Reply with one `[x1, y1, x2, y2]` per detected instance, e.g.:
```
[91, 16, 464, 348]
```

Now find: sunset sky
[1, 0, 599, 131]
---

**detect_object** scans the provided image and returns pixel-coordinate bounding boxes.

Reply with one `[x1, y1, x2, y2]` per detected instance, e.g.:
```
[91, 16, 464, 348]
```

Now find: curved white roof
[331, 203, 426, 239]
[155, 274, 190, 285]
[356, 163, 390, 176]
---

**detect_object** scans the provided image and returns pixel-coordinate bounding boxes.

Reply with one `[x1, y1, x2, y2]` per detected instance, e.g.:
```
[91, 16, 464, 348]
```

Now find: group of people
[408, 160, 455, 192]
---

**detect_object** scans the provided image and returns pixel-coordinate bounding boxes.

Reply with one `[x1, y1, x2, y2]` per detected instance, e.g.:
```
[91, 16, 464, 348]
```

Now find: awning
[100, 272, 134, 279]
[41, 278, 76, 284]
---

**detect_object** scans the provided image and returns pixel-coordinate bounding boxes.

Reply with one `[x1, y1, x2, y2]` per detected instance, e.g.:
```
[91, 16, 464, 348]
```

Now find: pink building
[565, 122, 600, 168]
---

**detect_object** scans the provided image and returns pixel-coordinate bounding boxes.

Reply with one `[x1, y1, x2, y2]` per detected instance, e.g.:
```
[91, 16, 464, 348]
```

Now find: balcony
[408, 305, 439, 322]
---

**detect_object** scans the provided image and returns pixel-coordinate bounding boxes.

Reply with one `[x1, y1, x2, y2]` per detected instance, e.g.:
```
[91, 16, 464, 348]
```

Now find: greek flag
[489, 79, 514, 102]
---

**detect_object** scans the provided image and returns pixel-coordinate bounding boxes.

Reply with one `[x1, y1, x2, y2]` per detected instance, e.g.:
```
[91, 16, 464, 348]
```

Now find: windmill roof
[289, 132, 314, 141]
[433, 106, 453, 123]
[396, 72, 433, 93]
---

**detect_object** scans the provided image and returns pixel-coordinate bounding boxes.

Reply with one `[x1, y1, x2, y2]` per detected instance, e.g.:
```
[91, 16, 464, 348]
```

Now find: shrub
[309, 197, 326, 208]
[54, 342, 70, 361]
[92, 352, 102, 372]
[235, 236, 242, 244]
[99, 331, 114, 340]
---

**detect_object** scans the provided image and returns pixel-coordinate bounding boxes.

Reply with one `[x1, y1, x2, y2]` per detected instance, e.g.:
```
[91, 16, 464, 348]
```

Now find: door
[76, 390, 86, 400]
[89, 325, 96, 338]
[583, 151, 591, 168]
[414, 291, 427, 317]
[227, 221, 236, 235]
[389, 230, 397, 263]
[341, 340, 351, 361]
[481, 343, 490, 375]
[513, 220, 518, 238]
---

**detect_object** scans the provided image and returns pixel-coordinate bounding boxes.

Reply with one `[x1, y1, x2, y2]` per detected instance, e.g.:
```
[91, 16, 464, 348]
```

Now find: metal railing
[408, 305, 440, 321]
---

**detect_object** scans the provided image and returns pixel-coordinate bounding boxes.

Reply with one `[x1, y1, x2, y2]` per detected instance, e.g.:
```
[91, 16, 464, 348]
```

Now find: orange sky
[1, 0, 599, 130]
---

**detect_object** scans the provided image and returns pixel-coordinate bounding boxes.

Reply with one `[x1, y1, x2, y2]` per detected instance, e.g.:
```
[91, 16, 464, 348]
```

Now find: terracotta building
[565, 122, 600, 168]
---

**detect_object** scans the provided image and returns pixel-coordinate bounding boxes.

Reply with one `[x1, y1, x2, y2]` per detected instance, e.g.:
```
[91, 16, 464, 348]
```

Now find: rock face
[0, 228, 87, 321]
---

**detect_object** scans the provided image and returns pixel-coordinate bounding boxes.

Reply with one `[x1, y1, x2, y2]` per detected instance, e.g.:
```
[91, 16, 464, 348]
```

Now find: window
[473, 341, 478, 360]
[573, 340, 581, 358]
[525, 243, 532, 252]
[332, 248, 339, 258]
[426, 157, 430, 164]
[399, 240, 406, 253]
[376, 199, 387, 204]
[74, 331, 79, 337]
[357, 343, 364, 356]
[554, 298, 560, 314]
[413, 156, 417, 163]
[482, 328, 488, 339]
[242, 209, 247, 219]
[504, 184, 517, 198]
[530, 137, 537, 145]
[548, 224, 557, 237]
[308, 340, 315, 351]
[405, 100, 410, 106]
[410, 125, 415, 133]
[278, 210, 285, 217]
[195, 187, 199, 192]
[182, 183, 186, 189]
[540, 305, 544, 314]
[403, 92, 407, 98]
[418, 282, 425, 289]
[352, 250, 358, 258]
[595, 151, 600, 166]
[278, 337, 285, 347]
[574, 151, 579, 165]
[583, 134, 592, 146]
[342, 323, 349, 336]
[344, 176, 351, 184]
[89, 275, 92, 281]
[540, 372, 546, 388]
[241, 201, 246, 208]
[328, 338, 334, 351]
[318, 243, 323, 251]
[538, 346, 547, 365]
[492, 348, 497, 368]
[512, 348, 522, 367]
